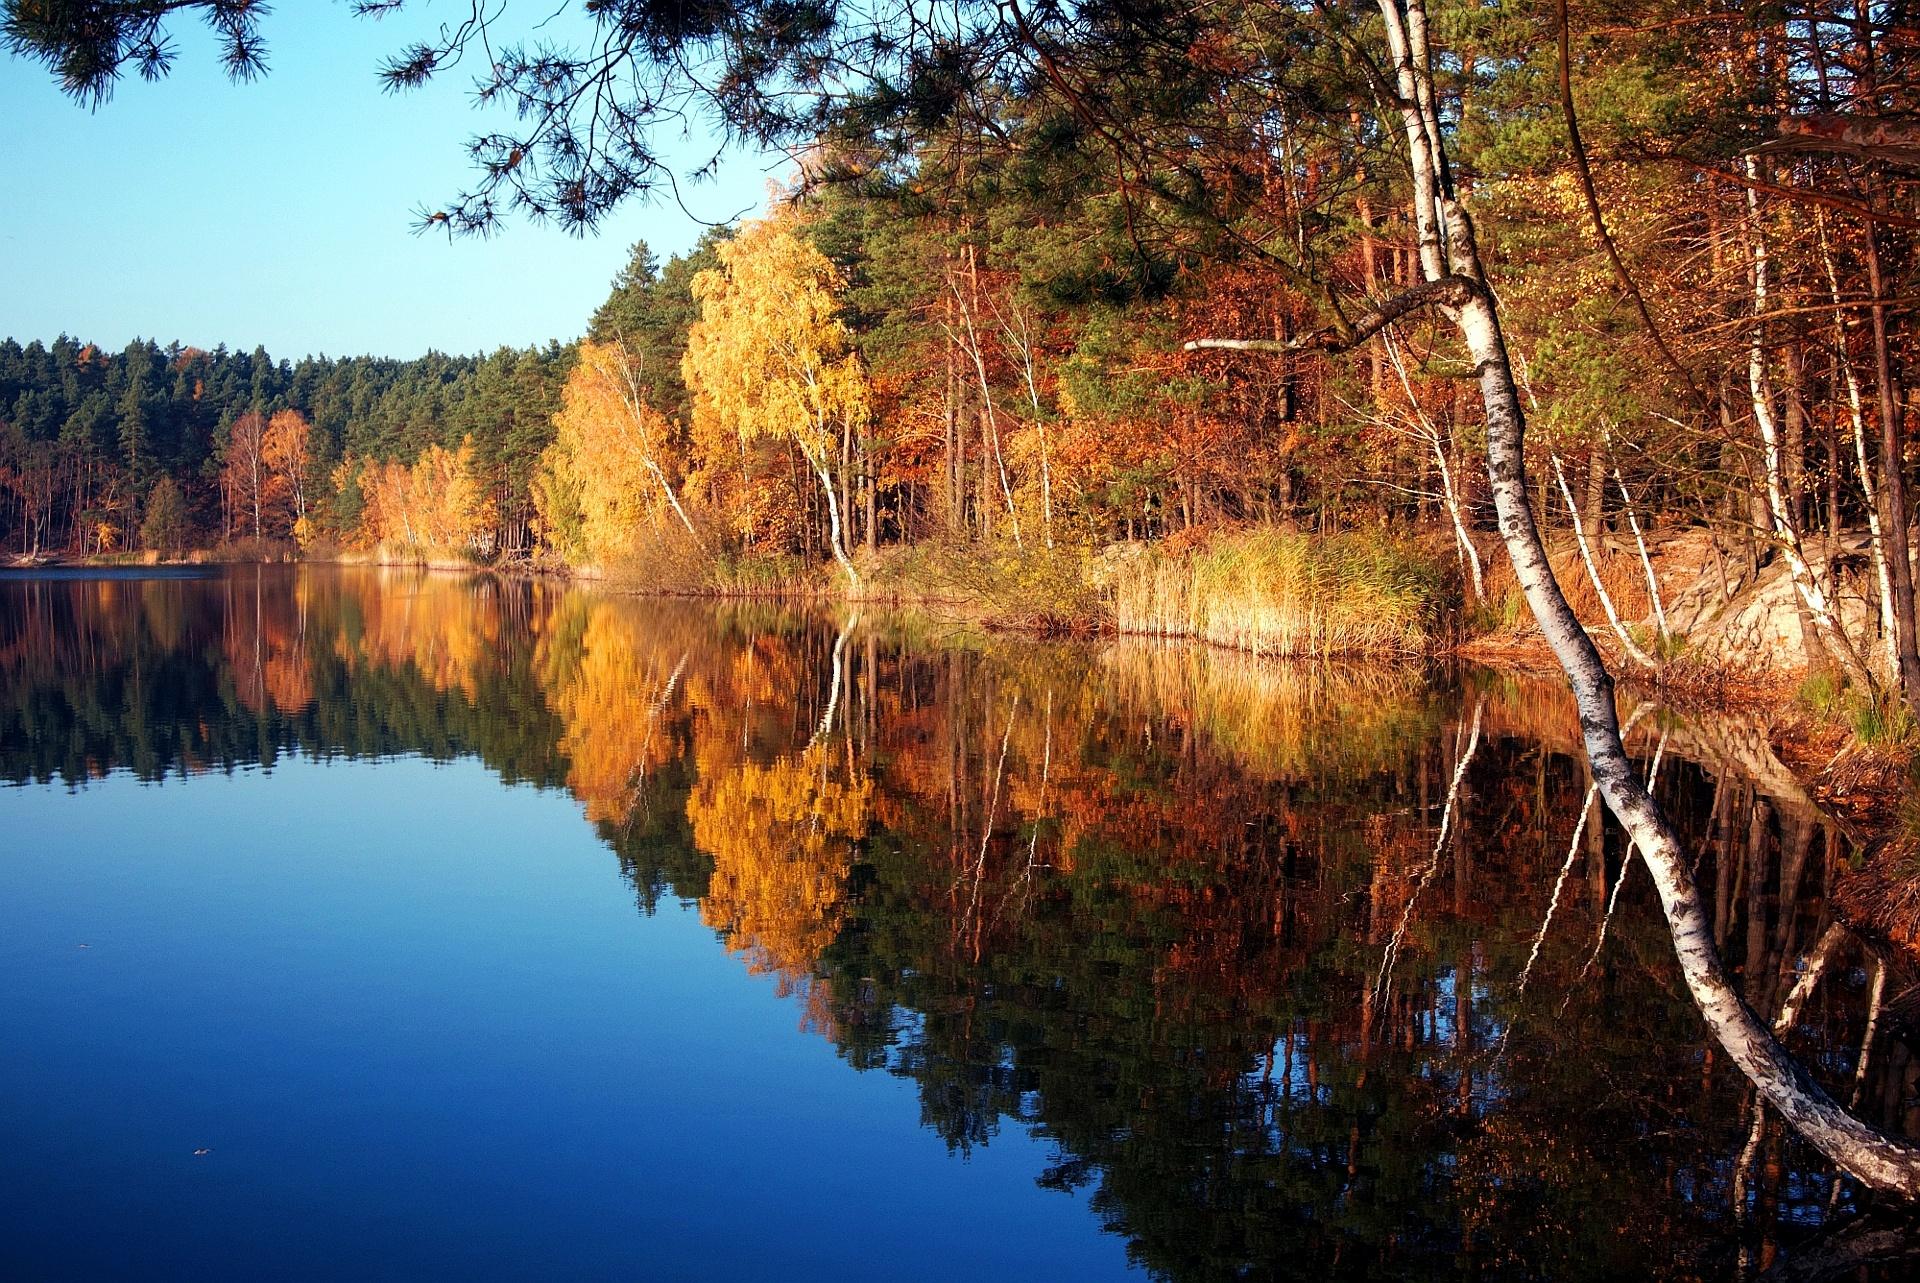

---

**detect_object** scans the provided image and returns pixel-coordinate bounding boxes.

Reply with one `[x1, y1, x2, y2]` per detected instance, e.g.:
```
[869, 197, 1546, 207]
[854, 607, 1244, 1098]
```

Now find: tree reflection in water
[3, 565, 1918, 1279]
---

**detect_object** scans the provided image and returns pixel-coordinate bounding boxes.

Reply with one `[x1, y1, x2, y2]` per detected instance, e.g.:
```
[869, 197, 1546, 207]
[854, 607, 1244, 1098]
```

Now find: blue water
[1, 757, 1133, 1281]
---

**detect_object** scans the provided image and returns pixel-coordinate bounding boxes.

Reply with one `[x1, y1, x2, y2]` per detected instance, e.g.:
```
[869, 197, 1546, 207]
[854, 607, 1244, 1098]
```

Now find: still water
[2, 566, 1915, 1280]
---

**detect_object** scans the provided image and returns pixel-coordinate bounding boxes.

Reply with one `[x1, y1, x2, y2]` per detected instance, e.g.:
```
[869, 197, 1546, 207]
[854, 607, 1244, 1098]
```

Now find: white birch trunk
[1744, 165, 1875, 689]
[1384, 332, 1482, 599]
[1818, 214, 1901, 680]
[1552, 452, 1656, 668]
[950, 275, 1022, 547]
[1612, 467, 1670, 643]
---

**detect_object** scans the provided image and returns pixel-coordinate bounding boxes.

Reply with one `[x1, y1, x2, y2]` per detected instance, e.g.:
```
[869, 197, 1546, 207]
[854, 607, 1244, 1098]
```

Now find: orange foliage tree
[263, 409, 314, 545]
[354, 439, 495, 556]
[536, 338, 699, 566]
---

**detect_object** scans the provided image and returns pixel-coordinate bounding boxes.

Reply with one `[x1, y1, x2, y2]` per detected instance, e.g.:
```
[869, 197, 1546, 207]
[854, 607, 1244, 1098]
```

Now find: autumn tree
[221, 409, 270, 541]
[353, 440, 493, 556]
[537, 338, 699, 566]
[684, 212, 873, 588]
[263, 408, 313, 544]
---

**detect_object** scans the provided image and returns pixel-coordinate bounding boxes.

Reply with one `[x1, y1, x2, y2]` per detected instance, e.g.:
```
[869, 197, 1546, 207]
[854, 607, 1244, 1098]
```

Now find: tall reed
[1108, 528, 1455, 657]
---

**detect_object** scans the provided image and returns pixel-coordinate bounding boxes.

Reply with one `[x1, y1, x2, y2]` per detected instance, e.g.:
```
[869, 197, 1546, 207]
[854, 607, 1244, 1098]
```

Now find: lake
[2, 565, 1915, 1280]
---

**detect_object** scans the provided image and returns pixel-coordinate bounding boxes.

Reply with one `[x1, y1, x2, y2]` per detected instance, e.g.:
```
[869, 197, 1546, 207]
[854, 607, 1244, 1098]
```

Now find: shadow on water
[4, 564, 1920, 1278]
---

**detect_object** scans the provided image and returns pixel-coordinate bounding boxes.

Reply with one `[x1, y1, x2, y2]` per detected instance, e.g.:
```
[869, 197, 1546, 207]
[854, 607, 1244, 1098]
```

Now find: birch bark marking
[1459, 275, 1920, 1196]
[1854, 12, 1920, 708]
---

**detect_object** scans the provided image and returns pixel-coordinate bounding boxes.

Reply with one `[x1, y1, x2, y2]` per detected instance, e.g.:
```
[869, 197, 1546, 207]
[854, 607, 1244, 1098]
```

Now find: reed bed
[1108, 528, 1456, 657]
[1477, 539, 1654, 640]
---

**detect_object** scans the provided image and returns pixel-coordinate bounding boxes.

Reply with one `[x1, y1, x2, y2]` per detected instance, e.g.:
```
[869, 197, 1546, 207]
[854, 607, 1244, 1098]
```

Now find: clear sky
[0, 5, 783, 359]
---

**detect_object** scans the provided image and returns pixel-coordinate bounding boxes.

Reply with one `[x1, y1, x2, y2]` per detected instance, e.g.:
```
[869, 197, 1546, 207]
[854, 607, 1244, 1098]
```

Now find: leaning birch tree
[1251, 0, 1920, 1194]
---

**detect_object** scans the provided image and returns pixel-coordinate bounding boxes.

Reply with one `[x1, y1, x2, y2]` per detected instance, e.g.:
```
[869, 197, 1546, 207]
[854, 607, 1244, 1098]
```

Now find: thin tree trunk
[951, 270, 1021, 546]
[1614, 467, 1670, 642]
[1744, 160, 1874, 689]
[1854, 4, 1920, 710]
[1864, 207, 1920, 705]
[815, 459, 859, 591]
[1553, 453, 1656, 668]
[1385, 332, 1481, 599]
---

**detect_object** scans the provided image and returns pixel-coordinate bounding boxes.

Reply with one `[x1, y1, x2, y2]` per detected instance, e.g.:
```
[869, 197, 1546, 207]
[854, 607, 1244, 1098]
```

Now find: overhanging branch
[1185, 274, 1476, 355]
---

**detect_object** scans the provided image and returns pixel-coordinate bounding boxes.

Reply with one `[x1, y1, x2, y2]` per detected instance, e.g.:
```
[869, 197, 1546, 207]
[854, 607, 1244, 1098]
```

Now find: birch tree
[1352, 0, 1920, 1194]
[222, 410, 270, 541]
[539, 338, 701, 565]
[684, 215, 871, 590]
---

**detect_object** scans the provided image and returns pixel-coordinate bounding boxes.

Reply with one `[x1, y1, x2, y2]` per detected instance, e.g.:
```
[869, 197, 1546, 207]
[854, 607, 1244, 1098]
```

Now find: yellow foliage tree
[684, 214, 871, 588]
[263, 409, 313, 546]
[358, 439, 494, 556]
[538, 338, 700, 566]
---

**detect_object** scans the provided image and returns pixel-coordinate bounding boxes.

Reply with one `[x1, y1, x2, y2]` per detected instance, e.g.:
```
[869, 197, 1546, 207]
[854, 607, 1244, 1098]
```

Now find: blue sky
[0, 4, 782, 358]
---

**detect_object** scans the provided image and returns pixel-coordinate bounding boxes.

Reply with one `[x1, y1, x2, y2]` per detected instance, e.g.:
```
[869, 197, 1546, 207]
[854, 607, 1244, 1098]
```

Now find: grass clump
[1795, 671, 1917, 749]
[860, 541, 1108, 629]
[1848, 691, 1917, 748]
[1110, 527, 1457, 658]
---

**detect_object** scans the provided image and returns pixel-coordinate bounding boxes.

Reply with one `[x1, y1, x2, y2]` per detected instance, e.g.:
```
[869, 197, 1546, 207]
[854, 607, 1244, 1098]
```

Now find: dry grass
[854, 542, 1107, 627]
[1108, 527, 1457, 657]
[1479, 537, 1653, 640]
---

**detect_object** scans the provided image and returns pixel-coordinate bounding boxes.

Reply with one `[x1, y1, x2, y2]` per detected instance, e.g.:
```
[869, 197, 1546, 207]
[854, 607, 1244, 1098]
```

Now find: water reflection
[2, 565, 1917, 1279]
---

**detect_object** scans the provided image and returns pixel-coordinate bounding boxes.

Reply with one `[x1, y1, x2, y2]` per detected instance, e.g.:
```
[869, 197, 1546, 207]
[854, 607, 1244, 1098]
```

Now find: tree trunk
[1614, 469, 1670, 643]
[1744, 160, 1873, 689]
[1552, 453, 1655, 668]
[1865, 213, 1920, 706]
[815, 459, 859, 592]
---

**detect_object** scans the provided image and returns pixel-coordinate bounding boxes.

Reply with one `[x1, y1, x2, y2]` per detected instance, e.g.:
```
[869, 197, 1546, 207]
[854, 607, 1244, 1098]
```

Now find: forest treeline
[9, 2, 1920, 682]
[0, 337, 568, 558]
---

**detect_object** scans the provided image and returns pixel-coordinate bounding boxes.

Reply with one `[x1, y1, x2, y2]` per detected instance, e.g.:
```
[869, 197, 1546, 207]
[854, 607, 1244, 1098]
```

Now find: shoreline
[6, 546, 1881, 691]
